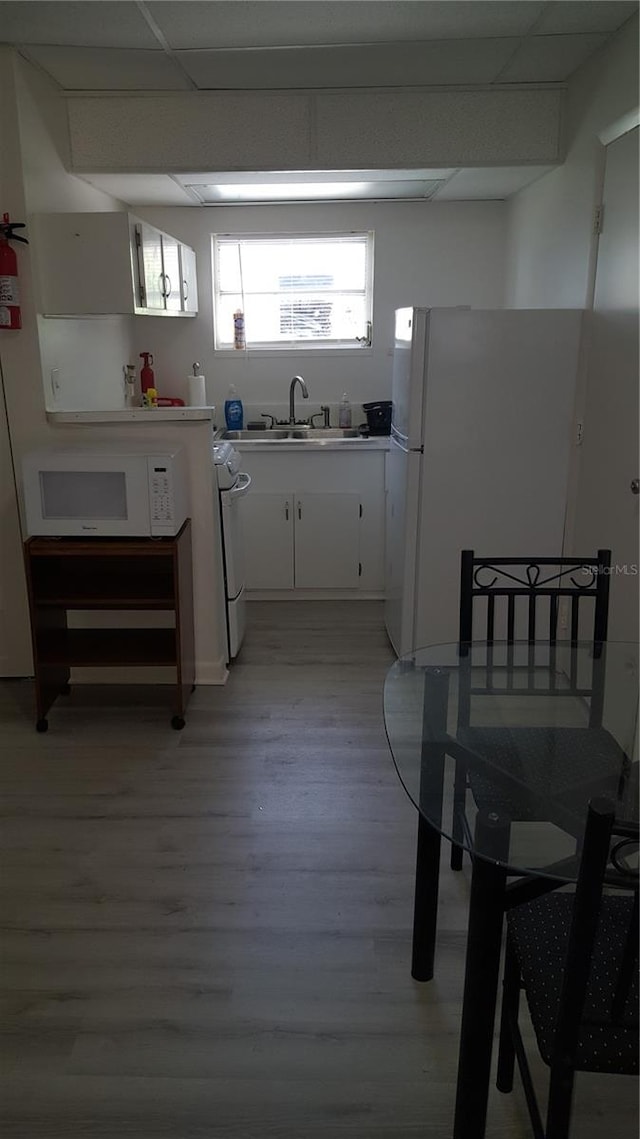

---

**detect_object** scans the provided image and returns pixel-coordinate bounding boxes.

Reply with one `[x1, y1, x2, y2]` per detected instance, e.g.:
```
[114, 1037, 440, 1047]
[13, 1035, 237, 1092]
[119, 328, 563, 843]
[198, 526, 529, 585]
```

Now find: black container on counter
[362, 400, 392, 435]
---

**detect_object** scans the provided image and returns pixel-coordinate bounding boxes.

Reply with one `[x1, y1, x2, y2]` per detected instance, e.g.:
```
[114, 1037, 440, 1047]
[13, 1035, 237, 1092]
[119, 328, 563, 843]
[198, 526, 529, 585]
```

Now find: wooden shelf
[24, 521, 195, 731]
[35, 628, 177, 667]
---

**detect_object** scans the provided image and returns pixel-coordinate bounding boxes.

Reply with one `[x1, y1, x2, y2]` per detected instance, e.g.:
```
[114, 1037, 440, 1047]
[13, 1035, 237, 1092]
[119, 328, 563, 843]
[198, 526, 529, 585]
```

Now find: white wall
[131, 199, 506, 422]
[11, 56, 136, 413]
[68, 87, 563, 172]
[504, 15, 638, 308]
[0, 53, 228, 682]
[38, 317, 134, 411]
[0, 52, 136, 672]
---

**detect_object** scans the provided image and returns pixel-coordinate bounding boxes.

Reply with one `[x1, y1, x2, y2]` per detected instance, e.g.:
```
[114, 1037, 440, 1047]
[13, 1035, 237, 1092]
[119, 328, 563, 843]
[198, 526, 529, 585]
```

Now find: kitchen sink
[220, 427, 367, 442]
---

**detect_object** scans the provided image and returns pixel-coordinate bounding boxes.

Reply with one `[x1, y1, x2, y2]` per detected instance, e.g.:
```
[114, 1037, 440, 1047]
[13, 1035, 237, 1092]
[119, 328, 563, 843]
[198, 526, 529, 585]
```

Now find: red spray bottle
[139, 352, 155, 395]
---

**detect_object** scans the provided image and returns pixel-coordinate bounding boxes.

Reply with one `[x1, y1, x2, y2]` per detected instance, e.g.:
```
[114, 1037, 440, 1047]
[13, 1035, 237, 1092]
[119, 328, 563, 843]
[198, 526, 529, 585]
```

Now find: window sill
[214, 347, 373, 359]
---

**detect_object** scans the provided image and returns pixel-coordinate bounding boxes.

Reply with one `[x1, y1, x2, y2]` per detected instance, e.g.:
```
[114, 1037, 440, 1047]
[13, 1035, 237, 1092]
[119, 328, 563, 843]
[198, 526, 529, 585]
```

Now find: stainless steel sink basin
[220, 427, 367, 443]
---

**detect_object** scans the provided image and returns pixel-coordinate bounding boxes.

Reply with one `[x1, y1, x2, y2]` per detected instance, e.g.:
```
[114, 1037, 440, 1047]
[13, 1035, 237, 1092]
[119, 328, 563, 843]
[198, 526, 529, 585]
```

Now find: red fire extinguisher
[0, 213, 28, 331]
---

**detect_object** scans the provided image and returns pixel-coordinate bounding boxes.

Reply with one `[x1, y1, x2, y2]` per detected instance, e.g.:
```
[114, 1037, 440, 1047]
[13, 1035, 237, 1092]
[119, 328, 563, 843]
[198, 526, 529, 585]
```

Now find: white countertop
[228, 436, 390, 451]
[46, 407, 216, 424]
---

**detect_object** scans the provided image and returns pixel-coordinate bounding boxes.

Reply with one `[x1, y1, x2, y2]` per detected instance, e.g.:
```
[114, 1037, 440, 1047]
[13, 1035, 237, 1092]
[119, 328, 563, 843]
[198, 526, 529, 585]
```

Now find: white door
[220, 474, 250, 600]
[572, 127, 639, 642]
[243, 493, 294, 589]
[384, 439, 423, 656]
[179, 245, 198, 314]
[0, 363, 32, 675]
[161, 234, 181, 313]
[138, 223, 165, 311]
[294, 494, 360, 588]
[391, 307, 427, 449]
[571, 127, 639, 750]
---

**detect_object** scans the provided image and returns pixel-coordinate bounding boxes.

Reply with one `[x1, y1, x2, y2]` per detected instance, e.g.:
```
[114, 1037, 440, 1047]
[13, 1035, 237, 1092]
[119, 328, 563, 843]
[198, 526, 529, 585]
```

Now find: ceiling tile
[533, 1, 638, 35]
[498, 33, 607, 82]
[178, 39, 520, 89]
[24, 46, 192, 90]
[149, 0, 546, 50]
[434, 166, 555, 199]
[0, 1, 158, 48]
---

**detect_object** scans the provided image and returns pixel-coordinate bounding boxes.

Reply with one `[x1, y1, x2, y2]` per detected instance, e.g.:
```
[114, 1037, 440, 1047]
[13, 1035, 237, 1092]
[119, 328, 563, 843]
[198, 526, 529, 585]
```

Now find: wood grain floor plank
[0, 601, 636, 1138]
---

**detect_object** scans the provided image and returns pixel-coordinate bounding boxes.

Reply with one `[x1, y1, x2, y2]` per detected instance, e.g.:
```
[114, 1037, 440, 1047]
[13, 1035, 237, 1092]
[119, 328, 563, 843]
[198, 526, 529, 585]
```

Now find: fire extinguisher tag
[0, 276, 19, 305]
[0, 307, 11, 327]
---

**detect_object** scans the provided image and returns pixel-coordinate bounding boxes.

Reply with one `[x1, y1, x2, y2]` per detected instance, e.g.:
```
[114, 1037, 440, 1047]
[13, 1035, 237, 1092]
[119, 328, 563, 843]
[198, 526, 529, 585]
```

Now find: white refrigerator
[384, 307, 584, 656]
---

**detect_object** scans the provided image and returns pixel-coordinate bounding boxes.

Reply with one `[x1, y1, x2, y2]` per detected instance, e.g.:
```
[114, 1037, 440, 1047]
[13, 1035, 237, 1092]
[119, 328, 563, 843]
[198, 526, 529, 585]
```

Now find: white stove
[212, 442, 252, 661]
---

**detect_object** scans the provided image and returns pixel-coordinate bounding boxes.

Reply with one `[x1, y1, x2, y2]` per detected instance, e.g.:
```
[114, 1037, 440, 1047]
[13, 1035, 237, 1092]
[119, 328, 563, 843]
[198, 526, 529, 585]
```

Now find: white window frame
[212, 231, 374, 353]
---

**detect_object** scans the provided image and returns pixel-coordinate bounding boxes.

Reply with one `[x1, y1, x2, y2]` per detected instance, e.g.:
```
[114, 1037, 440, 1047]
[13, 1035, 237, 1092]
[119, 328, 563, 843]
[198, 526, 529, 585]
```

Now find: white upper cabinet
[136, 221, 165, 311]
[179, 244, 198, 314]
[33, 212, 198, 318]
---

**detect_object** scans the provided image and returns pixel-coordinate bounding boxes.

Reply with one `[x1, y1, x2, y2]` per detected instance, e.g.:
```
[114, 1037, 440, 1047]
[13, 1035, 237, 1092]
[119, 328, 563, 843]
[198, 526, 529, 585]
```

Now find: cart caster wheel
[36, 718, 49, 733]
[60, 683, 71, 695]
[171, 716, 185, 731]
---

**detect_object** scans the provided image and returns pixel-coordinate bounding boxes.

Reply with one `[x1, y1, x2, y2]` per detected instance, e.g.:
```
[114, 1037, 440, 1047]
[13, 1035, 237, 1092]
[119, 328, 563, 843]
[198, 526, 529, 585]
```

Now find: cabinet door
[35, 213, 135, 315]
[294, 494, 360, 588]
[179, 244, 198, 314]
[161, 234, 181, 312]
[242, 494, 294, 589]
[137, 223, 165, 311]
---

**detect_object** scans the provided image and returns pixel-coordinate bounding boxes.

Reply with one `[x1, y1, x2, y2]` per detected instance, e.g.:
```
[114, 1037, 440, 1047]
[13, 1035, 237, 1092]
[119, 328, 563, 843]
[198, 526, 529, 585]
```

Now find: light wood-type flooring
[0, 602, 637, 1138]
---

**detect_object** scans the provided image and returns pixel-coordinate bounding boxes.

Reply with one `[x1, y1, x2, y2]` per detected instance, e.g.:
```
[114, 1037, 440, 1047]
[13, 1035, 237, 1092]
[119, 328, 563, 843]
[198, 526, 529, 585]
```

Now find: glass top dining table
[383, 639, 638, 1139]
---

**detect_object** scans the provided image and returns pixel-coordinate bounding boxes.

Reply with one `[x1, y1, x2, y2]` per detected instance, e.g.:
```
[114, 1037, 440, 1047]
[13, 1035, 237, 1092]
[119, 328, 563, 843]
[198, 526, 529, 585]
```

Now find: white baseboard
[246, 590, 384, 601]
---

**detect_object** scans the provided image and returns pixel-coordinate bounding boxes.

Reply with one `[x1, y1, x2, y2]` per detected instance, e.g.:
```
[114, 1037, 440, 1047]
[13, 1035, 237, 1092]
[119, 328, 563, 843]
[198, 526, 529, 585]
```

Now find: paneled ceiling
[2, 0, 637, 204]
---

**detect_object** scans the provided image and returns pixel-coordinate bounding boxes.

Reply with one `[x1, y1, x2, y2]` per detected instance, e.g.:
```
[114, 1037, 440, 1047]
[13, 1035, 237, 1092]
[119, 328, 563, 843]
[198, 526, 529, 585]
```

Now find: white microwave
[22, 445, 189, 537]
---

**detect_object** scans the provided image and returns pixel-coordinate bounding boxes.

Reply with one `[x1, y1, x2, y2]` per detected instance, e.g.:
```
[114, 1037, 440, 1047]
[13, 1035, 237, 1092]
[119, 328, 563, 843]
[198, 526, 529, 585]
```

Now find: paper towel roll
[187, 374, 206, 406]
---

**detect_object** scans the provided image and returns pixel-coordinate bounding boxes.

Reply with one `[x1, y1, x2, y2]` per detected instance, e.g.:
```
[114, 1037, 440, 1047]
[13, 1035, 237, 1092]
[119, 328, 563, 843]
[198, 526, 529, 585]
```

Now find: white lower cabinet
[295, 494, 360, 588]
[237, 450, 386, 595]
[243, 492, 360, 590]
[242, 494, 294, 589]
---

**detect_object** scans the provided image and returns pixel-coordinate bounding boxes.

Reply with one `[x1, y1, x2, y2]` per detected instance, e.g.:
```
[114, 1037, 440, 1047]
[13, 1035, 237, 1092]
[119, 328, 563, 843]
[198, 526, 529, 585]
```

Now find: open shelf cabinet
[23, 520, 195, 731]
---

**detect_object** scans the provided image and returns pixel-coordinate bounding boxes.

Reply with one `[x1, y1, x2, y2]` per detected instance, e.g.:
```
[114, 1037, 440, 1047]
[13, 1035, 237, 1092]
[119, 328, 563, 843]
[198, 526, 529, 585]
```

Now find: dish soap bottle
[225, 384, 244, 430]
[338, 392, 352, 428]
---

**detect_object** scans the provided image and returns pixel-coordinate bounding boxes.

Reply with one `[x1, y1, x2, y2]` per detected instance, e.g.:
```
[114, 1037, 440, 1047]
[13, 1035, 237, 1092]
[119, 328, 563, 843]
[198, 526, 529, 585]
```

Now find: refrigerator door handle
[390, 424, 409, 451]
[390, 424, 423, 453]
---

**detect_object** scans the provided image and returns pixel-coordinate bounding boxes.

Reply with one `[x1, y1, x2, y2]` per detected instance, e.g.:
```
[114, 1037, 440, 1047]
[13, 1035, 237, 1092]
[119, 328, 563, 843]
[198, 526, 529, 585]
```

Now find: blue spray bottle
[224, 385, 244, 430]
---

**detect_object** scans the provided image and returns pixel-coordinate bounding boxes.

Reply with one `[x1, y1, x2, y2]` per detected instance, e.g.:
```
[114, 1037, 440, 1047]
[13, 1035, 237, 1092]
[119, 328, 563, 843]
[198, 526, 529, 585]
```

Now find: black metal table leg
[411, 667, 449, 982]
[453, 809, 511, 1139]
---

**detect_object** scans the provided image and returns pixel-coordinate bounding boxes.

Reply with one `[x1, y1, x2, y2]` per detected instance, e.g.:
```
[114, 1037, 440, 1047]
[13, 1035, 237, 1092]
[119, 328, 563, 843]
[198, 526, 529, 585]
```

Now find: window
[213, 232, 373, 350]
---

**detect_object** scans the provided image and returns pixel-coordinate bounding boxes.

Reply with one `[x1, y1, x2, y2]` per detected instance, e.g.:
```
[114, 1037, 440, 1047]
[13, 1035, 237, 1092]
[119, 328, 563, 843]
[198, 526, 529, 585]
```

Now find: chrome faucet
[289, 375, 309, 424]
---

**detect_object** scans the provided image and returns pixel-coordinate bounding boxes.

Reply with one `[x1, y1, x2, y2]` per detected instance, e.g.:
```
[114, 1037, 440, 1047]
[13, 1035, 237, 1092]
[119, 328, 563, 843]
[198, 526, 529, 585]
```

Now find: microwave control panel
[150, 464, 174, 522]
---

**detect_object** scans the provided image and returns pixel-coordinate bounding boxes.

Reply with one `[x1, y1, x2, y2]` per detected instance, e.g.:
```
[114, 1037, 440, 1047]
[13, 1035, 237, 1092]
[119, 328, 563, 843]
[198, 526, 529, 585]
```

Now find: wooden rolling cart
[23, 519, 195, 732]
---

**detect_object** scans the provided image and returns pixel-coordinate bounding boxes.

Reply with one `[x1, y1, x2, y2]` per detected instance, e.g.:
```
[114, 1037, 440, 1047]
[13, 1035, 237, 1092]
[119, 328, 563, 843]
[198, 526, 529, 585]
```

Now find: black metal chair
[450, 549, 630, 870]
[496, 798, 639, 1139]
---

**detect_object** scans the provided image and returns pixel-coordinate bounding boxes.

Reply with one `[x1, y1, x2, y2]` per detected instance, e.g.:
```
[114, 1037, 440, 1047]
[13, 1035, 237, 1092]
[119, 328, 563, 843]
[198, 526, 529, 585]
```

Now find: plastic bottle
[224, 384, 244, 430]
[338, 393, 352, 429]
[140, 352, 155, 395]
[123, 364, 137, 408]
[233, 310, 246, 350]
